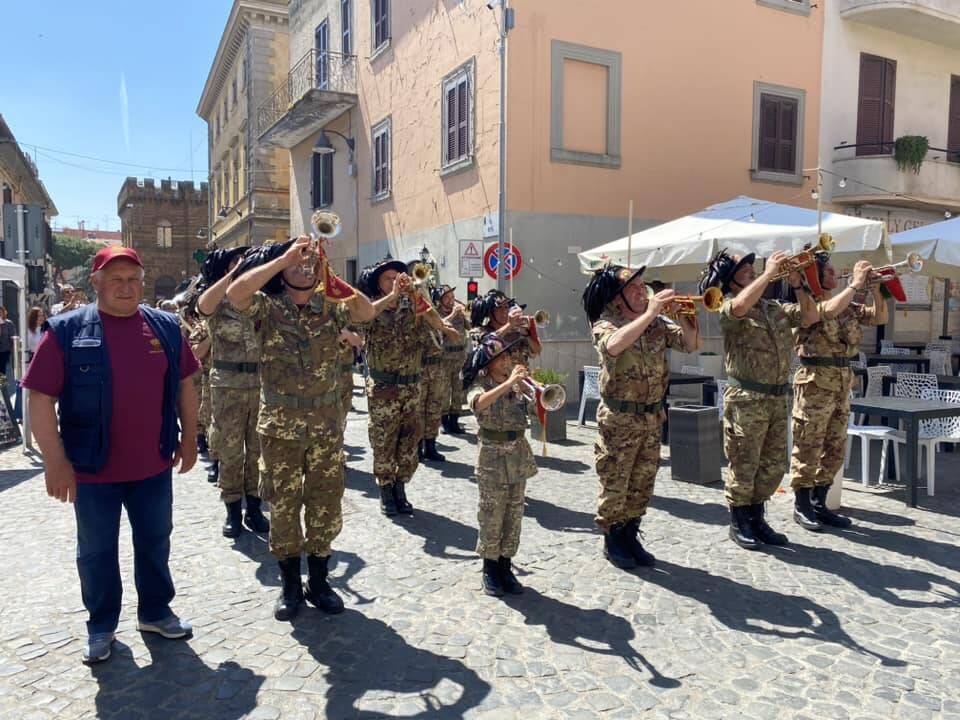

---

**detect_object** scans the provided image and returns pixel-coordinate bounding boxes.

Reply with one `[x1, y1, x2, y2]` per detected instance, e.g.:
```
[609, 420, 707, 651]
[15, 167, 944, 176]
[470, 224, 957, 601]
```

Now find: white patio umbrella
[578, 196, 890, 282]
[890, 216, 960, 281]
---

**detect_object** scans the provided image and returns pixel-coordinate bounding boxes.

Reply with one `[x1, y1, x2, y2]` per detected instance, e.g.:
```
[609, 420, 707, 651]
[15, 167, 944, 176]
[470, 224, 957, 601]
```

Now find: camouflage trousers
[443, 354, 467, 416]
[723, 392, 790, 507]
[258, 424, 344, 559]
[198, 368, 213, 439]
[420, 361, 448, 441]
[595, 404, 663, 531]
[339, 371, 354, 431]
[209, 386, 260, 503]
[476, 476, 527, 560]
[790, 382, 849, 490]
[367, 382, 422, 486]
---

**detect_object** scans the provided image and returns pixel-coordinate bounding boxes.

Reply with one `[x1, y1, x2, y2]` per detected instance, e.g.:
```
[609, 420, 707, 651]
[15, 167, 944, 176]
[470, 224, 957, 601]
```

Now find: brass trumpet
[664, 286, 724, 316]
[311, 209, 341, 239]
[839, 252, 923, 279]
[533, 309, 550, 326]
[411, 263, 431, 284]
[767, 234, 835, 281]
[514, 378, 567, 412]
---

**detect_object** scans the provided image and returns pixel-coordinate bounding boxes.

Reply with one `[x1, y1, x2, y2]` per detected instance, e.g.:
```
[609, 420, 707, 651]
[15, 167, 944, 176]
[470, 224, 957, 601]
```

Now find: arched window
[157, 220, 173, 248]
[154, 276, 177, 301]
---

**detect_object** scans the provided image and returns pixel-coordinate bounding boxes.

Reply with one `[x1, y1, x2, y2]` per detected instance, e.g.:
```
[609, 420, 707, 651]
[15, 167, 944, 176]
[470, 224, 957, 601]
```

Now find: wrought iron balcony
[257, 49, 358, 148]
[838, 1, 960, 49]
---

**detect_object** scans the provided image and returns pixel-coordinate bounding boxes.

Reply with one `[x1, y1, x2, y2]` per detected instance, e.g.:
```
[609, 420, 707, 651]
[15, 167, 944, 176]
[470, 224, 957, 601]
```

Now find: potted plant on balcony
[529, 368, 568, 444]
[894, 135, 929, 175]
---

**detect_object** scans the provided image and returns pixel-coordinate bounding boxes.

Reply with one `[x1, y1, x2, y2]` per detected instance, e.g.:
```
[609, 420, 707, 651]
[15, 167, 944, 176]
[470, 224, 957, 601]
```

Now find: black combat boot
[243, 495, 270, 533]
[303, 555, 344, 614]
[481, 559, 504, 597]
[603, 523, 637, 569]
[417, 440, 424, 461]
[621, 518, 656, 566]
[207, 460, 219, 484]
[274, 557, 303, 621]
[446, 414, 465, 434]
[750, 503, 788, 545]
[728, 506, 760, 550]
[222, 500, 243, 538]
[393, 481, 414, 514]
[441, 414, 455, 434]
[810, 486, 852, 528]
[197, 434, 209, 456]
[498, 557, 523, 595]
[380, 483, 398, 516]
[793, 488, 823, 531]
[422, 439, 446, 462]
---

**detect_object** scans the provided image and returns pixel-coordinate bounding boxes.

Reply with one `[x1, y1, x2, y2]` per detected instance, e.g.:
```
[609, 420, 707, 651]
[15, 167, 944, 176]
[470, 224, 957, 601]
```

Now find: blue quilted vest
[46, 303, 182, 474]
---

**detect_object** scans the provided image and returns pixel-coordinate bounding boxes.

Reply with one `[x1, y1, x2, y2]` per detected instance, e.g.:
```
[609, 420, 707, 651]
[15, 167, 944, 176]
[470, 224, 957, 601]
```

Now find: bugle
[665, 286, 724, 316]
[767, 234, 835, 281]
[514, 378, 566, 412]
[840, 252, 923, 280]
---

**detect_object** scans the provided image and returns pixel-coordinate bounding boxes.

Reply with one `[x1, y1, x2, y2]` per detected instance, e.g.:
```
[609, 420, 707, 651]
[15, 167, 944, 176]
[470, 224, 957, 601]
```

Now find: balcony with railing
[257, 49, 358, 148]
[838, 0, 960, 48]
[831, 141, 960, 211]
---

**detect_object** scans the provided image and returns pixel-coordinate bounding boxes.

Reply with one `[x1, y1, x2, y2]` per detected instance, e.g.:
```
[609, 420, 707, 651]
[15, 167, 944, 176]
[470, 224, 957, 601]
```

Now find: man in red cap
[24, 246, 200, 664]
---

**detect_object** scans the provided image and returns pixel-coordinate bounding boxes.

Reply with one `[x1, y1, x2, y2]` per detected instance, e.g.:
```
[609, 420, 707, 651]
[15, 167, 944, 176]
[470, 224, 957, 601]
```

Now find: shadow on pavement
[506, 588, 681, 688]
[524, 496, 596, 534]
[292, 609, 491, 718]
[533, 455, 591, 473]
[649, 495, 728, 526]
[0, 467, 42, 493]
[644, 560, 905, 667]
[835, 522, 960, 577]
[92, 634, 264, 720]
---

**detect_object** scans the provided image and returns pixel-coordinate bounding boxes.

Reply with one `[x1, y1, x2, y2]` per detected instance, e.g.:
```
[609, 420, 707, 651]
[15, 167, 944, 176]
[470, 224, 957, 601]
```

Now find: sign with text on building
[459, 239, 484, 278]
[482, 213, 499, 238]
[483, 242, 522, 281]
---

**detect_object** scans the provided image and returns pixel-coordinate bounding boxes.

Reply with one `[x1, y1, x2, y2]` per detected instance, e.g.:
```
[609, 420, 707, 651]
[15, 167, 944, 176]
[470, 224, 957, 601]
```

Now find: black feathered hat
[581, 264, 646, 323]
[697, 249, 755, 295]
[469, 290, 525, 328]
[431, 284, 456, 306]
[200, 246, 249, 289]
[357, 259, 408, 299]
[230, 239, 293, 295]
[461, 335, 522, 390]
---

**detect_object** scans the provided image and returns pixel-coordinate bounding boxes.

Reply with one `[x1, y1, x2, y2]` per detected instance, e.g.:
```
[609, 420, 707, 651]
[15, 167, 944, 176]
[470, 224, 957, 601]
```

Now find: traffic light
[467, 279, 478, 301]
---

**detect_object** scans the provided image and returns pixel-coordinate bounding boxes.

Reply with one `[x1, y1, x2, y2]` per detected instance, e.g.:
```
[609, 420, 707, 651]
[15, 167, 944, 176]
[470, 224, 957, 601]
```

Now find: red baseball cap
[91, 246, 144, 273]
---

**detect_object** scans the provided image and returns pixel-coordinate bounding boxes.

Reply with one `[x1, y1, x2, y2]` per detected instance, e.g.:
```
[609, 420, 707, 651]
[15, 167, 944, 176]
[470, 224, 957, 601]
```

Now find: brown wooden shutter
[457, 79, 469, 158]
[857, 53, 896, 156]
[778, 99, 797, 173]
[446, 86, 457, 164]
[949, 75, 960, 163]
[758, 95, 778, 171]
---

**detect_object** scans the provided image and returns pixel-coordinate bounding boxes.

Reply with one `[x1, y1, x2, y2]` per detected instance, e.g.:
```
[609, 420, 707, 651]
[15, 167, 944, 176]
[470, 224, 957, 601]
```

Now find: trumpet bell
[818, 233, 835, 253]
[702, 286, 724, 312]
[533, 310, 550, 325]
[540, 384, 566, 412]
[311, 210, 341, 239]
[906, 252, 923, 273]
[411, 263, 431, 282]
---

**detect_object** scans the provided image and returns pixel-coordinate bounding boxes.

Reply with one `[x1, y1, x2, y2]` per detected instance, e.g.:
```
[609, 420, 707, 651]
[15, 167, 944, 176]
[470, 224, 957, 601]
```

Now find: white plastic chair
[879, 388, 960, 496]
[880, 339, 895, 353]
[578, 365, 601, 425]
[927, 349, 950, 377]
[857, 365, 891, 424]
[893, 372, 938, 400]
[680, 365, 705, 375]
[845, 415, 900, 487]
[883, 346, 913, 374]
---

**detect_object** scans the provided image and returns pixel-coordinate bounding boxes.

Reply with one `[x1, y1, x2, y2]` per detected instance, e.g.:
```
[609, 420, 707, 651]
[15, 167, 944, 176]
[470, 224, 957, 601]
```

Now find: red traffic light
[467, 280, 479, 301]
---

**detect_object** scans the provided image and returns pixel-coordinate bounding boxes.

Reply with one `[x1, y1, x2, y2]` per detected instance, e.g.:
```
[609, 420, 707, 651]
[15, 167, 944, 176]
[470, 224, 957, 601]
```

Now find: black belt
[422, 356, 443, 366]
[601, 396, 662, 415]
[480, 428, 520, 442]
[213, 360, 259, 373]
[800, 357, 852, 368]
[369, 370, 421, 385]
[727, 376, 792, 396]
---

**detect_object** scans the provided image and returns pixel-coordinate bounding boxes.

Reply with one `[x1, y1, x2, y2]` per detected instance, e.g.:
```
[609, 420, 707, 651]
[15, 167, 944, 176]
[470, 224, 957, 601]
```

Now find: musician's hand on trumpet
[848, 260, 872, 292]
[761, 250, 790, 284]
[282, 235, 314, 269]
[508, 363, 529, 388]
[647, 288, 676, 317]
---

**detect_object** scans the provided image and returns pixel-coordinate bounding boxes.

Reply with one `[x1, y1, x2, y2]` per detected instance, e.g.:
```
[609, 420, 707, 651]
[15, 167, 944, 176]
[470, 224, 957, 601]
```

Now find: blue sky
[2, 1, 233, 232]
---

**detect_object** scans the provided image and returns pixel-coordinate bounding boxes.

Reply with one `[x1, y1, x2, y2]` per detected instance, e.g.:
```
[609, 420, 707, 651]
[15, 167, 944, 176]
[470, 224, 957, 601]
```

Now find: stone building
[116, 178, 209, 303]
[197, 0, 291, 249]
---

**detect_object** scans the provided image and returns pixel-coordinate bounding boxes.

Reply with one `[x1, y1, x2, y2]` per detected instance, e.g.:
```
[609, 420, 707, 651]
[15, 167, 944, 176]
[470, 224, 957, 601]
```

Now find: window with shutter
[948, 75, 960, 164]
[372, 0, 390, 53]
[441, 60, 474, 171]
[316, 20, 329, 89]
[751, 82, 805, 184]
[311, 152, 333, 209]
[341, 0, 352, 55]
[856, 53, 896, 157]
[372, 118, 391, 200]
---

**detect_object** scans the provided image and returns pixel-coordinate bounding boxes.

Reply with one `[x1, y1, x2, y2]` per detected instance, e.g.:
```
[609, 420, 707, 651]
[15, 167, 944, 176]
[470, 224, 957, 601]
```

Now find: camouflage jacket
[468, 374, 536, 484]
[187, 320, 212, 373]
[720, 298, 802, 390]
[591, 309, 685, 404]
[442, 308, 469, 360]
[794, 300, 878, 392]
[363, 303, 434, 376]
[245, 290, 349, 439]
[206, 297, 261, 389]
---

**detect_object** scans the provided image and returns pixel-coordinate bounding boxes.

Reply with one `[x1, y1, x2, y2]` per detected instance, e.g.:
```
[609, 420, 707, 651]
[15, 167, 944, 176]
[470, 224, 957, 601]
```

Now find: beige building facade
[260, 0, 826, 389]
[198, 0, 291, 249]
[820, 0, 960, 346]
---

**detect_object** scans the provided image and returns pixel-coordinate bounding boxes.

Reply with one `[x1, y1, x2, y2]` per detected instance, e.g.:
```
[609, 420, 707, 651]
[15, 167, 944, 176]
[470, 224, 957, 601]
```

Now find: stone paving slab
[0, 383, 959, 718]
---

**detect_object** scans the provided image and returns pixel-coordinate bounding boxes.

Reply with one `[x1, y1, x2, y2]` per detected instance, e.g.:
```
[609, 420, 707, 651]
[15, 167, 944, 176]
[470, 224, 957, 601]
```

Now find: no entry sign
[483, 242, 522, 281]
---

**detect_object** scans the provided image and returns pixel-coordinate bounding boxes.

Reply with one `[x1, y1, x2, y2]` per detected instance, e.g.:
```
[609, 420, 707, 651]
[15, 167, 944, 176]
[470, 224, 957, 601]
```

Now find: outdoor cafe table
[847, 396, 960, 507]
[864, 354, 930, 373]
[891, 341, 927, 354]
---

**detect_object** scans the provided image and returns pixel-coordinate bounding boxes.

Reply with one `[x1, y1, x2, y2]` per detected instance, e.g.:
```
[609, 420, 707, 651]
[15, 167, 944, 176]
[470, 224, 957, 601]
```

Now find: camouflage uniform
[442, 310, 469, 417]
[467, 375, 537, 559]
[206, 298, 261, 503]
[188, 321, 214, 449]
[363, 303, 435, 487]
[244, 291, 348, 559]
[337, 336, 357, 431]
[420, 329, 447, 441]
[591, 308, 686, 531]
[720, 298, 803, 507]
[790, 301, 878, 490]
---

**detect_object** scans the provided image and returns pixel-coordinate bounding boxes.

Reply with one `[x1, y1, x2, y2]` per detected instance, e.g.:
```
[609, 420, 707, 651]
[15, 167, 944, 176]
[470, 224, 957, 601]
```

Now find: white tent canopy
[578, 196, 890, 283]
[890, 216, 960, 281]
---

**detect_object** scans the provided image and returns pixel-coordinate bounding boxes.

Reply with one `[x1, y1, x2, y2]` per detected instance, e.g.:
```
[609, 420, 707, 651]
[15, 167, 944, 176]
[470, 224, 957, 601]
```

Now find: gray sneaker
[82, 632, 115, 664]
[137, 615, 192, 640]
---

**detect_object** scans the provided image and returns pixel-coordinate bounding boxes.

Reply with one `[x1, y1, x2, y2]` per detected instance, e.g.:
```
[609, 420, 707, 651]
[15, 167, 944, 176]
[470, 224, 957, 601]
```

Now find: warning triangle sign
[463, 242, 481, 257]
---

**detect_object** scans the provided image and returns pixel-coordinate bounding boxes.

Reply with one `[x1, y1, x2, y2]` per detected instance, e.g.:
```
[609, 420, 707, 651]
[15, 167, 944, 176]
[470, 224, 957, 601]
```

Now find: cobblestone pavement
[1, 383, 959, 719]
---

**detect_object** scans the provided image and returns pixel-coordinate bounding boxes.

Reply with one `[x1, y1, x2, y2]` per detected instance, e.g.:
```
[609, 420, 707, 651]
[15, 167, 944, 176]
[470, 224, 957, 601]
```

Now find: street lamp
[314, 130, 356, 156]
[419, 245, 431, 265]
